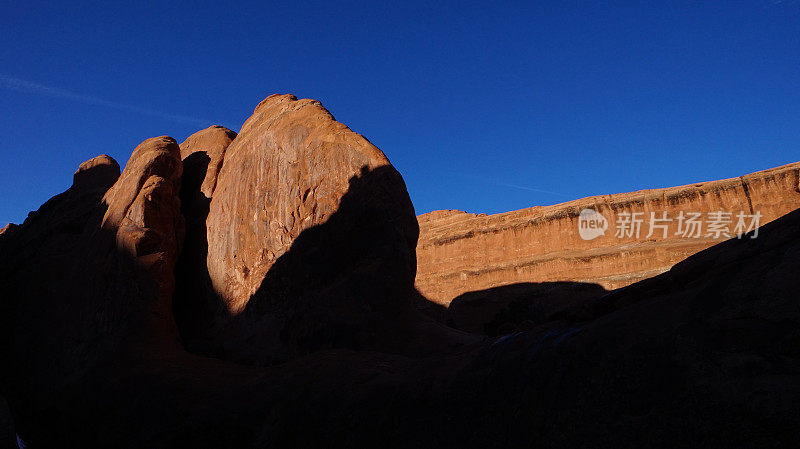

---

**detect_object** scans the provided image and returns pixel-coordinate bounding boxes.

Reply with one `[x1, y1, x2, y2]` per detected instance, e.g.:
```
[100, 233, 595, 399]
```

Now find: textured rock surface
[4, 173, 799, 447]
[206, 94, 417, 313]
[416, 162, 800, 309]
[179, 125, 237, 198]
[102, 137, 183, 266]
[100, 136, 184, 337]
[193, 94, 441, 363]
[173, 126, 237, 351]
[2, 96, 799, 448]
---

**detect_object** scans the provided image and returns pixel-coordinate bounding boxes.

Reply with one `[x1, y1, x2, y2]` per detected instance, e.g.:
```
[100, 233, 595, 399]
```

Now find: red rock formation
[193, 94, 450, 363]
[2, 95, 799, 448]
[0, 223, 17, 236]
[173, 125, 237, 350]
[206, 94, 416, 313]
[416, 162, 800, 309]
[179, 125, 237, 198]
[102, 137, 183, 265]
[72, 154, 121, 192]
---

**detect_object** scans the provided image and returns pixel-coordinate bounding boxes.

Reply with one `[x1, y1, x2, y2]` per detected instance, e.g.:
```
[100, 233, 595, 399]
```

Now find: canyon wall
[416, 162, 800, 307]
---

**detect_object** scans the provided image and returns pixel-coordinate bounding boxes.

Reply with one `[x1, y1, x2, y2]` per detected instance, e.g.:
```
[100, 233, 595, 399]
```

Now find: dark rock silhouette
[0, 396, 15, 449]
[444, 281, 607, 335]
[1, 95, 799, 448]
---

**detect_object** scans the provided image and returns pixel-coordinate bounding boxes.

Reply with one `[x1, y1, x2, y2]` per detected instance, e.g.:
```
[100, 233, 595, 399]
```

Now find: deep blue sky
[1, 1, 798, 225]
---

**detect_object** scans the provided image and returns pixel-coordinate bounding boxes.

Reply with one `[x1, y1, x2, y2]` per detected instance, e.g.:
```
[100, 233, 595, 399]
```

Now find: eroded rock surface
[416, 162, 800, 309]
[179, 125, 236, 198]
[1, 95, 799, 448]
[173, 126, 236, 352]
[192, 94, 440, 363]
[206, 94, 417, 313]
[0, 143, 188, 446]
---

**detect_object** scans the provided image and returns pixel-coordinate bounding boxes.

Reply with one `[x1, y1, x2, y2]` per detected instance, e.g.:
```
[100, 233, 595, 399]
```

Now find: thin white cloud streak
[0, 74, 211, 126]
[494, 181, 574, 198]
[464, 174, 574, 200]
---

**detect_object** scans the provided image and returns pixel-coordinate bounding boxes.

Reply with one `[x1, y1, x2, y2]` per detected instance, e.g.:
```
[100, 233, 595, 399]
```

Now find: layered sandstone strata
[416, 162, 800, 307]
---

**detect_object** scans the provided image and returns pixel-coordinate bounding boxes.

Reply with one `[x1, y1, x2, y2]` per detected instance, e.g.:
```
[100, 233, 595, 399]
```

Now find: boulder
[194, 94, 428, 362]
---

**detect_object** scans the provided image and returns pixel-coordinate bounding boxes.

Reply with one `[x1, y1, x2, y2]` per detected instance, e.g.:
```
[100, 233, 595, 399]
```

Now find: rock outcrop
[0, 223, 17, 236]
[0, 143, 186, 445]
[206, 94, 417, 313]
[416, 162, 800, 312]
[179, 125, 236, 198]
[184, 94, 446, 364]
[173, 125, 237, 352]
[2, 95, 799, 448]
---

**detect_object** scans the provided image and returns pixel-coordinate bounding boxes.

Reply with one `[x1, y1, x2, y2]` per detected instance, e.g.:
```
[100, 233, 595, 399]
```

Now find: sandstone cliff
[416, 162, 800, 312]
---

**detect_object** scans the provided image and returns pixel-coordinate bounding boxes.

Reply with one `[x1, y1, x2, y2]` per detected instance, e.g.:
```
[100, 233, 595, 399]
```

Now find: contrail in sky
[494, 181, 574, 198]
[464, 174, 574, 199]
[0, 74, 211, 126]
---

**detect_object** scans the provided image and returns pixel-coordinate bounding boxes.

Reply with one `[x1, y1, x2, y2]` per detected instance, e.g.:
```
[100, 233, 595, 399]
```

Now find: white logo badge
[578, 208, 608, 240]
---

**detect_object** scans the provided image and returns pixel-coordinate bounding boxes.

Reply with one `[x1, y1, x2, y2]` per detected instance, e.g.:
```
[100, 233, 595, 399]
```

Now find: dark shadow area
[0, 161, 122, 448]
[443, 281, 608, 335]
[174, 164, 474, 366]
[229, 164, 420, 362]
[0, 395, 15, 449]
[4, 146, 800, 447]
[173, 151, 222, 353]
[411, 288, 447, 322]
[0, 148, 266, 448]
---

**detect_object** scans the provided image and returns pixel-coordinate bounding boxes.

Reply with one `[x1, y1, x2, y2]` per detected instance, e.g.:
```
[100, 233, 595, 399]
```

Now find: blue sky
[1, 1, 798, 225]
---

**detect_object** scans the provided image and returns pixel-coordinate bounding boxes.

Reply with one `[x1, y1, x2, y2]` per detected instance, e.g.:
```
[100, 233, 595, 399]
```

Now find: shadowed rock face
[173, 126, 237, 354]
[0, 153, 123, 449]
[72, 154, 121, 192]
[1, 95, 799, 448]
[443, 281, 608, 335]
[0, 143, 188, 445]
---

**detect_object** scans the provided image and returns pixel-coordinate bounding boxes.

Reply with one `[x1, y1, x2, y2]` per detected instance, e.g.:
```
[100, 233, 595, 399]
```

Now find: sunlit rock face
[175, 94, 433, 363]
[179, 125, 237, 199]
[102, 137, 183, 268]
[416, 162, 800, 310]
[205, 94, 417, 314]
